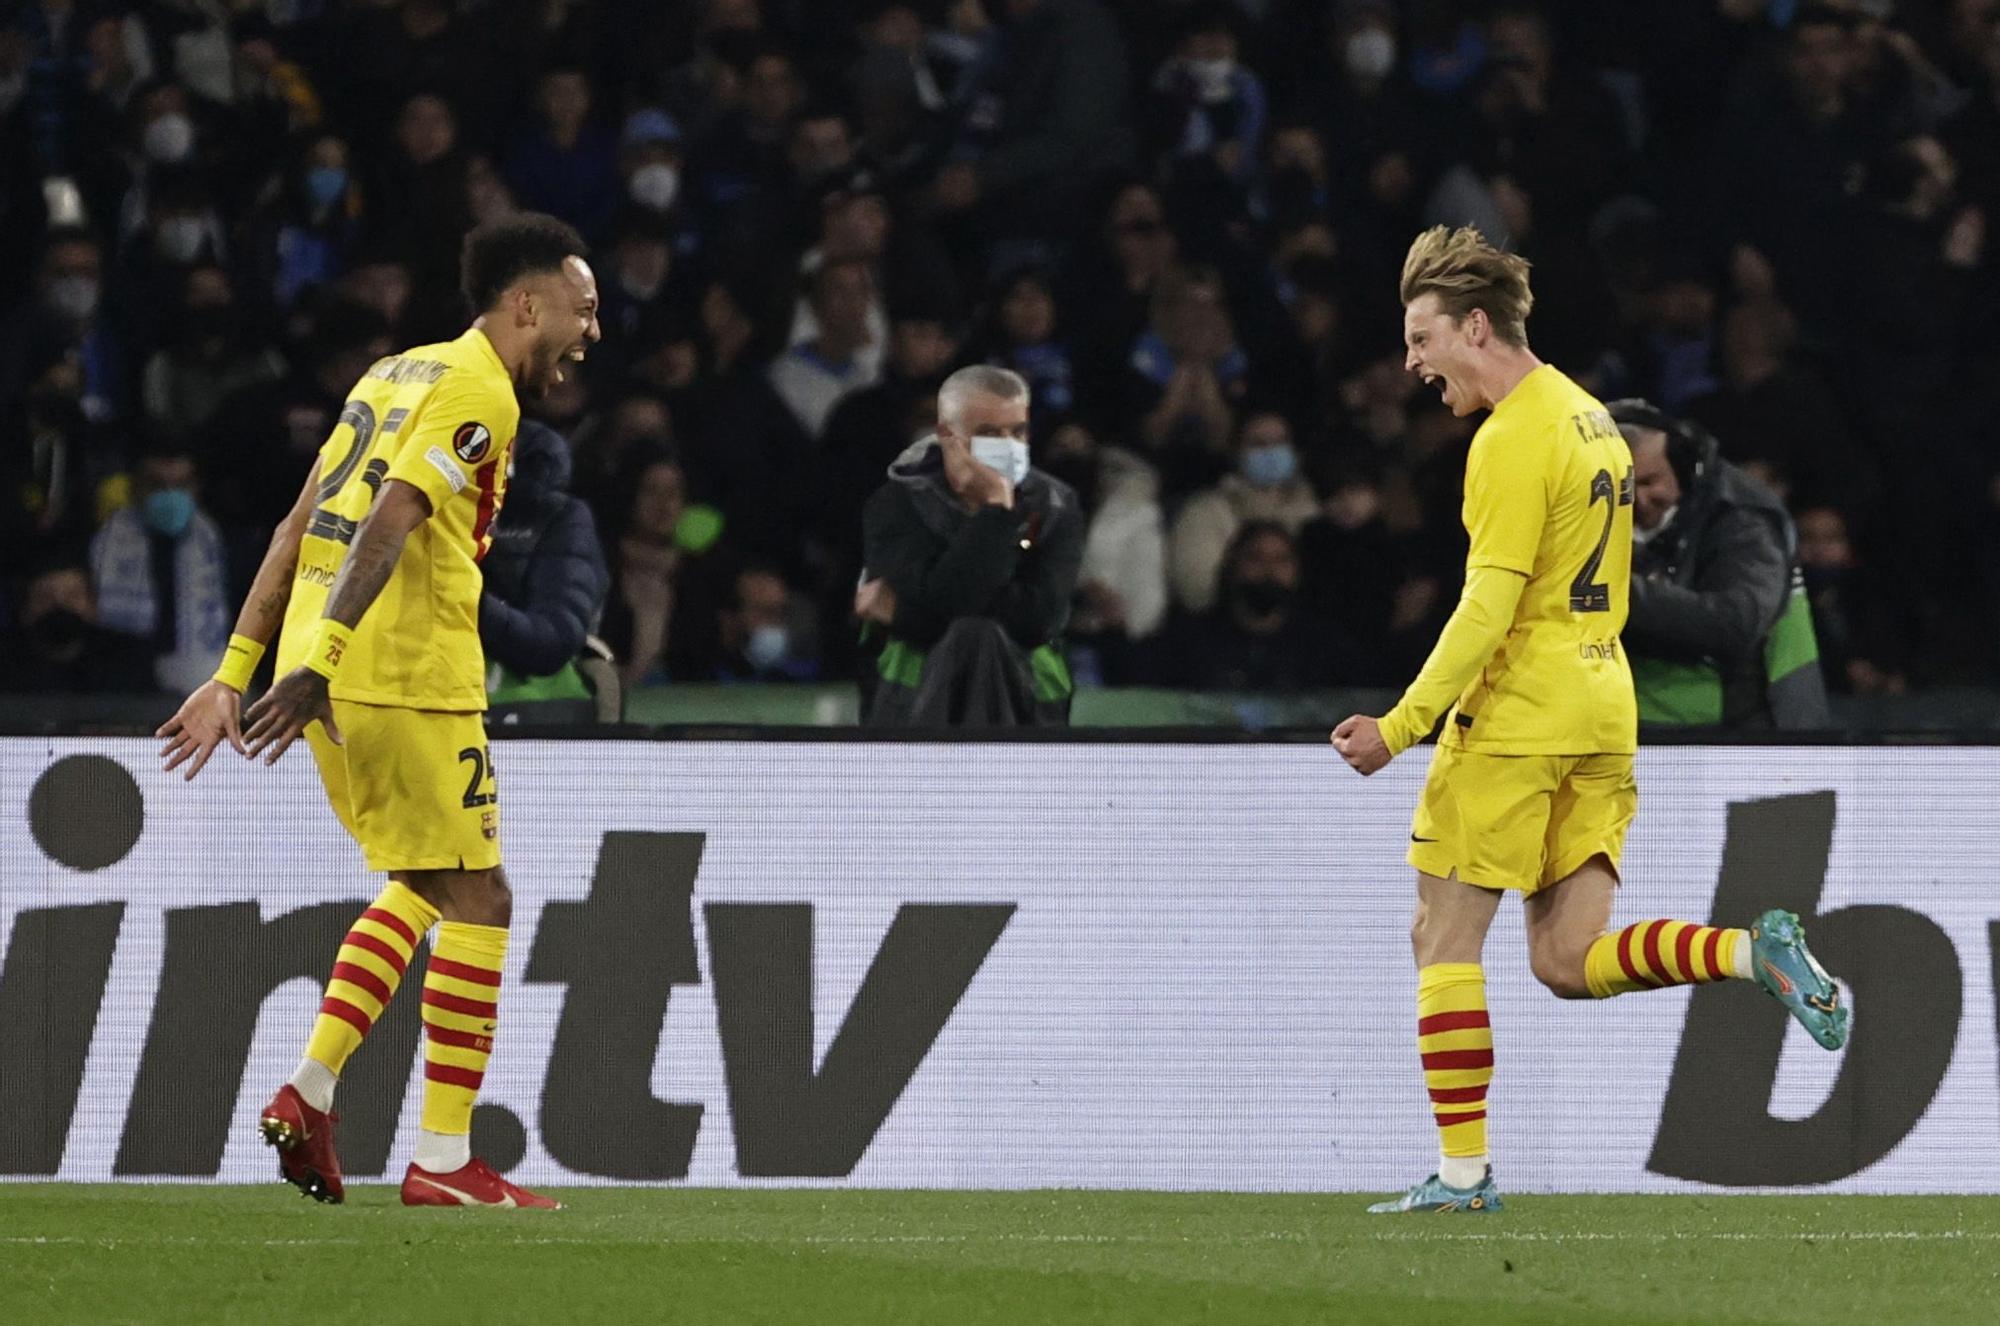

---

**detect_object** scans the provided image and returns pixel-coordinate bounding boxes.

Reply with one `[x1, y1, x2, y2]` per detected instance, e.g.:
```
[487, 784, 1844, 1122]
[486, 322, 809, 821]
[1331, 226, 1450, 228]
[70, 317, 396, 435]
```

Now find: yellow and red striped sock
[419, 922, 508, 1138]
[1584, 920, 1746, 998]
[303, 881, 440, 1077]
[1417, 962, 1493, 1164]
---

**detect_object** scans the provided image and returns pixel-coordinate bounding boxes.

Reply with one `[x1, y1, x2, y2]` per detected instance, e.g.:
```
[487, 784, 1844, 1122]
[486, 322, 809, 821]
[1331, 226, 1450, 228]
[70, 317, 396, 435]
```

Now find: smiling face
[521, 255, 601, 394]
[1402, 292, 1486, 417]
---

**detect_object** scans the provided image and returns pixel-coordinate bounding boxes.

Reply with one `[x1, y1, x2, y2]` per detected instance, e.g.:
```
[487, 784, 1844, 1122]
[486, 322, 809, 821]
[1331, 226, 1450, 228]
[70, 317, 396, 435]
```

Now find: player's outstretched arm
[157, 458, 321, 781]
[244, 478, 433, 766]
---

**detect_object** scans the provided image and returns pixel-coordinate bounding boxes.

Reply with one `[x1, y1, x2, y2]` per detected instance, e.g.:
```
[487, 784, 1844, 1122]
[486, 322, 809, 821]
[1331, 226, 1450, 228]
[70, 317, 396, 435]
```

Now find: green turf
[2, 1186, 1995, 1324]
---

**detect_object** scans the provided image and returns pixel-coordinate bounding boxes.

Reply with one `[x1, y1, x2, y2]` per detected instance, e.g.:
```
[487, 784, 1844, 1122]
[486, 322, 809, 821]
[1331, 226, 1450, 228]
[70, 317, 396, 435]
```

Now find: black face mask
[1235, 579, 1293, 615]
[30, 609, 89, 653]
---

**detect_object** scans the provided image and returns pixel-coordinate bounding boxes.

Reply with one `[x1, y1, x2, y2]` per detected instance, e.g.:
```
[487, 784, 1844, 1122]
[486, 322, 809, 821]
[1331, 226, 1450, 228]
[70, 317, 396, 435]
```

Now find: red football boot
[400, 1158, 561, 1209]
[258, 1084, 345, 1204]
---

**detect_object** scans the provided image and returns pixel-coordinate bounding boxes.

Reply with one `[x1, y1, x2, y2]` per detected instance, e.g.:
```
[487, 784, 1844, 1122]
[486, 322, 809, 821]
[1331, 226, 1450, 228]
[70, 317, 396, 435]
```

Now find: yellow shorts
[1406, 745, 1636, 894]
[305, 700, 500, 874]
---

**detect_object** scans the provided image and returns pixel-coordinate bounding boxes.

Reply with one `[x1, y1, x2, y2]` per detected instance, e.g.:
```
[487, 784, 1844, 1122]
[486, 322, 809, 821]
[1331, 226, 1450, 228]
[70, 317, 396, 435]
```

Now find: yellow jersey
[1445, 363, 1636, 755]
[277, 328, 520, 712]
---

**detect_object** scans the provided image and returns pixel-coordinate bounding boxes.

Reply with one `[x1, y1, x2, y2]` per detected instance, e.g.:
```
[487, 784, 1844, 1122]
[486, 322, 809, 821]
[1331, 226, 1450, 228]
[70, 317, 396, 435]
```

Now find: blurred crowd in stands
[6, 0, 2000, 703]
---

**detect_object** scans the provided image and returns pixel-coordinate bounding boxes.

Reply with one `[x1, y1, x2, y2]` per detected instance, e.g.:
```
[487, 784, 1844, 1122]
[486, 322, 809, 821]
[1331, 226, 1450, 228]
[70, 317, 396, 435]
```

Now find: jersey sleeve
[1461, 423, 1550, 575]
[384, 370, 518, 515]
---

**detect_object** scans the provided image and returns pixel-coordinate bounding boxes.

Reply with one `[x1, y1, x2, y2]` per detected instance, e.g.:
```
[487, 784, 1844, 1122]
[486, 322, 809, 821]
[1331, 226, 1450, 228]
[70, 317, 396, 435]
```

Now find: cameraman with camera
[1610, 399, 1828, 730]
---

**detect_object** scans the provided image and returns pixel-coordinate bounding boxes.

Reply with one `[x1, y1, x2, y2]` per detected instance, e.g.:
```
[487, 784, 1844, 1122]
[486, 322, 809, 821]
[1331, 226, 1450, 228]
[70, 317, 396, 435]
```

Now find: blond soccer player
[1331, 227, 1847, 1214]
[156, 213, 599, 1209]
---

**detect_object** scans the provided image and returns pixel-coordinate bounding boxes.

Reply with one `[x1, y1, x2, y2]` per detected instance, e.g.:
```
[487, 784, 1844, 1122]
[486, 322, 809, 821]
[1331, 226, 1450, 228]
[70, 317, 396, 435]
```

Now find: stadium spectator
[240, 132, 369, 312]
[715, 564, 821, 681]
[506, 66, 620, 243]
[1146, 2, 1269, 194]
[600, 447, 731, 688]
[1047, 420, 1169, 683]
[1796, 502, 1906, 696]
[480, 421, 611, 714]
[933, 0, 1135, 241]
[1153, 520, 1369, 691]
[141, 262, 283, 444]
[1123, 262, 1249, 493]
[858, 365, 1085, 726]
[768, 255, 879, 438]
[3, 225, 126, 422]
[88, 441, 231, 694]
[967, 264, 1075, 435]
[3, 556, 154, 694]
[2, 333, 127, 570]
[1169, 410, 1321, 613]
[1613, 399, 1828, 729]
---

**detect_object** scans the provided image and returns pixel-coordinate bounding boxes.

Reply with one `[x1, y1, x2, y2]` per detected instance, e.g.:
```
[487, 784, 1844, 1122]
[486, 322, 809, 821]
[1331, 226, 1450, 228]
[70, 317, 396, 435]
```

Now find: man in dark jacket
[858, 364, 1085, 726]
[479, 421, 610, 718]
[1610, 399, 1828, 730]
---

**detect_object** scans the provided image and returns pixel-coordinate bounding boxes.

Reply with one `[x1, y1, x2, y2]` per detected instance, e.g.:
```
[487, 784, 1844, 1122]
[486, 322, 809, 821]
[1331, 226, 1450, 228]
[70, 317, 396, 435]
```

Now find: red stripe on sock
[1433, 1109, 1488, 1129]
[1616, 925, 1652, 988]
[422, 988, 498, 1020]
[319, 996, 373, 1037]
[1421, 1049, 1495, 1072]
[424, 1061, 485, 1091]
[329, 961, 391, 1006]
[345, 930, 409, 977]
[361, 907, 418, 947]
[1702, 928, 1724, 982]
[427, 956, 502, 987]
[1640, 920, 1670, 985]
[1416, 1010, 1491, 1037]
[1427, 1085, 1488, 1105]
[1675, 924, 1698, 986]
[425, 1024, 494, 1052]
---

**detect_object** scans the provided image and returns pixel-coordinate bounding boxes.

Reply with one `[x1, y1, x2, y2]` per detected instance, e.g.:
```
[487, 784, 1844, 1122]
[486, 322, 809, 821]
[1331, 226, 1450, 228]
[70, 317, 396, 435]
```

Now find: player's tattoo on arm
[321, 479, 430, 629]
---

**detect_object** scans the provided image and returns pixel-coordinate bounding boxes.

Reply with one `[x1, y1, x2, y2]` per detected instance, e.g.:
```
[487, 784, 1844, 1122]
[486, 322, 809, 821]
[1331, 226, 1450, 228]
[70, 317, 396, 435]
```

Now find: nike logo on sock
[1411, 834, 1438, 843]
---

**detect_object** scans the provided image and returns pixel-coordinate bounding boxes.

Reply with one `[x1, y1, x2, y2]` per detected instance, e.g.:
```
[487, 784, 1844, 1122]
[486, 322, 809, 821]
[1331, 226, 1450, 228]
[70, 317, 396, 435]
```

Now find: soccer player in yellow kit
[155, 213, 599, 1209]
[1331, 227, 1847, 1214]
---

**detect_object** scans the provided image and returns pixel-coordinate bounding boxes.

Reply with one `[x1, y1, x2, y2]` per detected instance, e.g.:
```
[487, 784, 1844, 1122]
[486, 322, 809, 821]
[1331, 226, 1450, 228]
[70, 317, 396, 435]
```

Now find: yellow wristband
[302, 619, 354, 682]
[212, 633, 266, 693]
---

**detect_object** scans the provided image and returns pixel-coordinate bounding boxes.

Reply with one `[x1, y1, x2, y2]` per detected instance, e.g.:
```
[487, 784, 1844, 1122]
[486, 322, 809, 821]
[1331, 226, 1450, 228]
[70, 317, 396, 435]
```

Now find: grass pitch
[2, 1186, 1995, 1323]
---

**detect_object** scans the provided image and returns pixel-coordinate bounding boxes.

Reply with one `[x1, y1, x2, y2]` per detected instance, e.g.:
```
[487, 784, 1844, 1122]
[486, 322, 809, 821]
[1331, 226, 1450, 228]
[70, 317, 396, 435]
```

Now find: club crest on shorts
[452, 421, 492, 464]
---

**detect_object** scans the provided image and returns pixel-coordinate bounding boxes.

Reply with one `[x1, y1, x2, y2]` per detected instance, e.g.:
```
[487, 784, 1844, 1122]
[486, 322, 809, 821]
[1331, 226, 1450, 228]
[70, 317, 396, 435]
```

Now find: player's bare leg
[1529, 853, 1847, 1047]
[395, 865, 557, 1209]
[1370, 872, 1507, 1214]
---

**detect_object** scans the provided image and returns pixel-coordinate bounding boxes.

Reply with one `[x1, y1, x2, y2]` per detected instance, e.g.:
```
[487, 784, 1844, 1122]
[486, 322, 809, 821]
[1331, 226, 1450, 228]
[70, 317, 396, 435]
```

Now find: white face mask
[1184, 57, 1236, 103]
[1345, 28, 1397, 81]
[970, 434, 1031, 486]
[629, 162, 680, 212]
[143, 112, 196, 164]
[155, 215, 207, 264]
[745, 623, 790, 672]
[48, 275, 100, 323]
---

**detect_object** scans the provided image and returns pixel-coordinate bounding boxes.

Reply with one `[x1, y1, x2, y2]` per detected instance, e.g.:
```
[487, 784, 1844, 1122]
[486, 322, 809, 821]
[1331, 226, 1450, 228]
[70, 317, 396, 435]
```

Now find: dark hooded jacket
[861, 435, 1086, 652]
[1625, 429, 1828, 729]
[478, 421, 609, 678]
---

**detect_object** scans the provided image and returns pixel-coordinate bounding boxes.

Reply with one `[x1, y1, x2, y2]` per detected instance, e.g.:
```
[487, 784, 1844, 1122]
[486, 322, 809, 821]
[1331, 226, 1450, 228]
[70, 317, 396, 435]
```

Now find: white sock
[413, 1129, 471, 1174]
[1730, 929, 1755, 980]
[289, 1058, 338, 1113]
[1439, 1154, 1489, 1190]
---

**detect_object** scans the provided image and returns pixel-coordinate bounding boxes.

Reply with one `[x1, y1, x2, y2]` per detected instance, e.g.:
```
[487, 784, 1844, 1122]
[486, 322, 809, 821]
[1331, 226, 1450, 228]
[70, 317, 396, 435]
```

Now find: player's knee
[474, 867, 512, 927]
[1530, 951, 1592, 1000]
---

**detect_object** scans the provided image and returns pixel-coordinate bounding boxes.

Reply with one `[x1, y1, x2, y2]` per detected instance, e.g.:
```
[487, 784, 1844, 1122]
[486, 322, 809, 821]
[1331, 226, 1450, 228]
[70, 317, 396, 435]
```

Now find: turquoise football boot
[1366, 1168, 1504, 1214]
[1749, 909, 1849, 1050]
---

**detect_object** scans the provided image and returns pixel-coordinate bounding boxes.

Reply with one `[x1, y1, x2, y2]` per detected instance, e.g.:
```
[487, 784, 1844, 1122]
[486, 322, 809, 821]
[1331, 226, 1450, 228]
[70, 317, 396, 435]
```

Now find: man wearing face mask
[1168, 410, 1321, 612]
[717, 566, 821, 682]
[857, 364, 1085, 726]
[1610, 398, 1827, 730]
[88, 443, 233, 694]
[1154, 520, 1369, 691]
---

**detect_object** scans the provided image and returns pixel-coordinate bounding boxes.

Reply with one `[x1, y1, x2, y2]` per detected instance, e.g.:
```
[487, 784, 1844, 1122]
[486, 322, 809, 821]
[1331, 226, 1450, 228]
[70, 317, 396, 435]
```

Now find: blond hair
[1399, 225, 1534, 347]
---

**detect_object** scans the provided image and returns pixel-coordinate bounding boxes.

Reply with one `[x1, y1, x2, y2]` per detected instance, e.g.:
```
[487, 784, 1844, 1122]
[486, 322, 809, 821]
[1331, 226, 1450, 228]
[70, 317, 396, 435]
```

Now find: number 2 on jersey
[306, 403, 406, 545]
[1569, 466, 1634, 613]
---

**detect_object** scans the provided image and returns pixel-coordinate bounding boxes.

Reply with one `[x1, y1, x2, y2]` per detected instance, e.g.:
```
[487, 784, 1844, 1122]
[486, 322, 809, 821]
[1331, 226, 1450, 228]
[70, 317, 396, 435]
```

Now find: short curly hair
[1399, 225, 1534, 348]
[460, 212, 588, 312]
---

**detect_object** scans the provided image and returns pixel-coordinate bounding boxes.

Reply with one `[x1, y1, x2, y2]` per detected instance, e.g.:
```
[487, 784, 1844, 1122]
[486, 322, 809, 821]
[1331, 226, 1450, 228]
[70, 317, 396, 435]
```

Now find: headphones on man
[1604, 397, 1709, 491]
